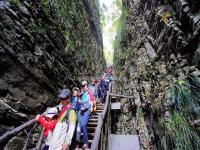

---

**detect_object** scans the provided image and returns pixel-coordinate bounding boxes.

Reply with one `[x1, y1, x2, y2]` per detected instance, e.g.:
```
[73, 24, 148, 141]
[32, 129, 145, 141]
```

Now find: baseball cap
[59, 89, 71, 99]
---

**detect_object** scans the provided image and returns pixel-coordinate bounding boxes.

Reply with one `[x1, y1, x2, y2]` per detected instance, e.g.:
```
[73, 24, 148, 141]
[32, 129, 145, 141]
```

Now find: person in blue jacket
[80, 81, 91, 149]
[100, 76, 109, 103]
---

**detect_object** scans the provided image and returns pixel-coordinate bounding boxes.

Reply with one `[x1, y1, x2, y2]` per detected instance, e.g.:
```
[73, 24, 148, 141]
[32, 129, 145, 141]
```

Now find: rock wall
[114, 0, 200, 149]
[0, 0, 105, 131]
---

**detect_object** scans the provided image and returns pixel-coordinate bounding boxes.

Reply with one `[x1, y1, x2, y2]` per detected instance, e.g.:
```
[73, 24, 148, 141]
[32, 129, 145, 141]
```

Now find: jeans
[43, 145, 49, 150]
[101, 87, 107, 103]
[80, 111, 90, 144]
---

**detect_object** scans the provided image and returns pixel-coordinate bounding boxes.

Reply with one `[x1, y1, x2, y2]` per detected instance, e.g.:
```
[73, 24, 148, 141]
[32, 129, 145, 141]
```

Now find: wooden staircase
[87, 101, 105, 146]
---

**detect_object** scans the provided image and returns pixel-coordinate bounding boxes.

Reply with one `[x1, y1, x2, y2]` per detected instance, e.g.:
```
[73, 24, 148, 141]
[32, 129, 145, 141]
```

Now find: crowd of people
[35, 72, 113, 150]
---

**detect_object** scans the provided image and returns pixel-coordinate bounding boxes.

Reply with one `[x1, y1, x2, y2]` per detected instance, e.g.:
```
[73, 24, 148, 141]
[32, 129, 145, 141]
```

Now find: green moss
[41, 0, 51, 17]
[28, 19, 45, 34]
[160, 112, 200, 150]
[167, 74, 200, 116]
[8, 0, 20, 7]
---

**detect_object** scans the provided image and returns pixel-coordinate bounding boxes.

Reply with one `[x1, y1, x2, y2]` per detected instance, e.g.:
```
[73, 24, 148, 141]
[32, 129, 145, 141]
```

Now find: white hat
[45, 107, 58, 118]
[82, 81, 87, 85]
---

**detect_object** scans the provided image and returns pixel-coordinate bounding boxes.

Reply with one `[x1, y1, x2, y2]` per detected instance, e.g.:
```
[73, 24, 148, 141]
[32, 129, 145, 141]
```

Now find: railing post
[22, 123, 38, 150]
[35, 127, 44, 150]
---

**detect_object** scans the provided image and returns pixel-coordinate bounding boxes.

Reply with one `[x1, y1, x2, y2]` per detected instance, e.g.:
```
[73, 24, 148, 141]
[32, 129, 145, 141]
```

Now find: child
[71, 87, 81, 111]
[36, 107, 58, 150]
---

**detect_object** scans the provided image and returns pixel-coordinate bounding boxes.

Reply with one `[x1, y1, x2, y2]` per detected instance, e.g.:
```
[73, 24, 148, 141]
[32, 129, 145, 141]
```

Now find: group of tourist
[35, 74, 113, 150]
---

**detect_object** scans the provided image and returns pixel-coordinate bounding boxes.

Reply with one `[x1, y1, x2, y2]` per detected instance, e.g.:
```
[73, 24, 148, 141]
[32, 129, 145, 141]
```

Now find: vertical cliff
[0, 0, 105, 131]
[114, 0, 200, 149]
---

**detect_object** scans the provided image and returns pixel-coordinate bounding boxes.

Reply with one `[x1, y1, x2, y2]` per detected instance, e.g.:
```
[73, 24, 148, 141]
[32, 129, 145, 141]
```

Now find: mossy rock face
[113, 0, 200, 149]
[0, 0, 105, 131]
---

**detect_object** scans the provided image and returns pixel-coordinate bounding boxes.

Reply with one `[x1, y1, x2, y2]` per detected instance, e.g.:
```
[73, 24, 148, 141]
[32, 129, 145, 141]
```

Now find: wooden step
[88, 133, 95, 137]
[87, 127, 96, 131]
[94, 109, 103, 112]
[88, 140, 93, 143]
[96, 106, 104, 109]
[88, 122, 98, 127]
[96, 107, 104, 109]
[92, 113, 102, 115]
[90, 115, 98, 118]
[95, 110, 103, 112]
[89, 118, 98, 122]
[80, 133, 94, 139]
[96, 103, 105, 105]
[96, 108, 103, 110]
[96, 103, 105, 106]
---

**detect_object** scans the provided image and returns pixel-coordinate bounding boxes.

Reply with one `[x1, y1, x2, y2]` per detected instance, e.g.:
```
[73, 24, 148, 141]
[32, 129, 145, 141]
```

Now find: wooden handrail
[90, 114, 103, 150]
[91, 83, 112, 150]
[0, 119, 36, 147]
[109, 93, 134, 99]
[102, 91, 110, 118]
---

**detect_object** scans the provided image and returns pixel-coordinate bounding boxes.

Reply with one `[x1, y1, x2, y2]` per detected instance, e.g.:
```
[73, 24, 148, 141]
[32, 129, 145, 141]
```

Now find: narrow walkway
[0, 83, 141, 150]
[87, 101, 105, 145]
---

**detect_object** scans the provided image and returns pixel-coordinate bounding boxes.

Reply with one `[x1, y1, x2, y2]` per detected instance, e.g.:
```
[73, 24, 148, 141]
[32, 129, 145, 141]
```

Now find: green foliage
[41, 0, 51, 17]
[167, 74, 200, 116]
[161, 74, 200, 149]
[160, 112, 200, 150]
[113, 2, 128, 71]
[114, 4, 128, 50]
[28, 19, 46, 35]
[100, 15, 106, 31]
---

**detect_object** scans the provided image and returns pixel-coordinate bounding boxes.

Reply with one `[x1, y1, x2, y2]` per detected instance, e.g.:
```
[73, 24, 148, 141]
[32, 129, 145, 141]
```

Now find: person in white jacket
[48, 89, 76, 150]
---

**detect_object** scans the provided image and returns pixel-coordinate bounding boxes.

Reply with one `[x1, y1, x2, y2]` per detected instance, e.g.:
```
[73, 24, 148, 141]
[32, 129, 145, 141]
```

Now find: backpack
[88, 89, 94, 102]
[88, 89, 96, 112]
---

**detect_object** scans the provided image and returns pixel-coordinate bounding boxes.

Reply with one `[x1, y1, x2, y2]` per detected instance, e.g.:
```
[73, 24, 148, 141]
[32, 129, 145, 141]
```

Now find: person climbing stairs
[0, 80, 140, 150]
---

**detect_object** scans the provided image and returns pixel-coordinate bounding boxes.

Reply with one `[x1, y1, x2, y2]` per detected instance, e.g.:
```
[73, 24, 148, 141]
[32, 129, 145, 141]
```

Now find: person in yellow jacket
[48, 89, 76, 150]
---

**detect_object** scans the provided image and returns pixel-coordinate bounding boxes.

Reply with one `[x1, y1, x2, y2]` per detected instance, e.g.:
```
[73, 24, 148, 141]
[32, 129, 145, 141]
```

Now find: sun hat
[72, 87, 80, 92]
[45, 107, 58, 118]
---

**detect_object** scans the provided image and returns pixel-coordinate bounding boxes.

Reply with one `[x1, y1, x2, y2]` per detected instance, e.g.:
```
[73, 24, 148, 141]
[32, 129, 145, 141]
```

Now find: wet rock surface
[0, 0, 105, 132]
[114, 0, 200, 149]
